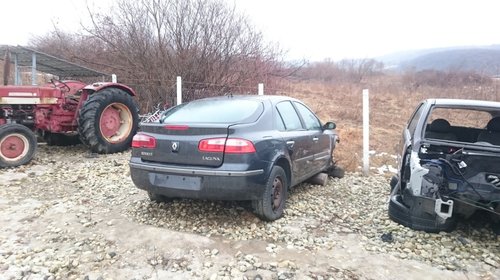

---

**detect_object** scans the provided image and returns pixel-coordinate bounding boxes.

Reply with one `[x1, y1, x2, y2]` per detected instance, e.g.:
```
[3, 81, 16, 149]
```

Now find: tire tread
[78, 88, 139, 154]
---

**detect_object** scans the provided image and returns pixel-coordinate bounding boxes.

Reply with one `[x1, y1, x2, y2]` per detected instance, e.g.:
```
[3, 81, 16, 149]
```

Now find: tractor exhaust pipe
[3, 48, 10, 85]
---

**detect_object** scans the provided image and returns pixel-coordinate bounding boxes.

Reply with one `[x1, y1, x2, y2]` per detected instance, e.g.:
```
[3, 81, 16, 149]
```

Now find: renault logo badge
[171, 141, 179, 152]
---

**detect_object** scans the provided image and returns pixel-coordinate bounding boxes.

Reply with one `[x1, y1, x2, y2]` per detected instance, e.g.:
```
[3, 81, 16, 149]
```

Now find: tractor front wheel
[78, 88, 139, 154]
[0, 124, 37, 168]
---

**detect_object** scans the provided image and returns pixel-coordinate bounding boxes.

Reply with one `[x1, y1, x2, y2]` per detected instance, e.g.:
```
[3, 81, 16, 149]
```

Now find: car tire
[147, 191, 174, 203]
[252, 166, 288, 221]
[390, 176, 398, 191]
[388, 193, 457, 233]
[327, 165, 345, 178]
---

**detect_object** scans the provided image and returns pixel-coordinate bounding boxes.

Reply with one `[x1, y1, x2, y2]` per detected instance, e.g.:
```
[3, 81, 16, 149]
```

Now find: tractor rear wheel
[78, 88, 139, 154]
[0, 124, 37, 168]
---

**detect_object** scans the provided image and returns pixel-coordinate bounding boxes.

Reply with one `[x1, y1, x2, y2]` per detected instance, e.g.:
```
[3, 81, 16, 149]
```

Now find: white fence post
[111, 74, 117, 83]
[363, 89, 370, 176]
[258, 83, 264, 95]
[176, 76, 182, 105]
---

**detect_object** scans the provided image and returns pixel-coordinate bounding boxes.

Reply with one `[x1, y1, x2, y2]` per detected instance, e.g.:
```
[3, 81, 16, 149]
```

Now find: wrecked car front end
[389, 99, 500, 232]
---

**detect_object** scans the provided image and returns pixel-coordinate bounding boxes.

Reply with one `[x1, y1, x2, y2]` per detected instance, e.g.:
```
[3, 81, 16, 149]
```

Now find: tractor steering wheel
[50, 78, 71, 92]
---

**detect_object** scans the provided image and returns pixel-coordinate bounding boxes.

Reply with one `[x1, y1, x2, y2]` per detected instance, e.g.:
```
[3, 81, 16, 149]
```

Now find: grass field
[282, 75, 500, 173]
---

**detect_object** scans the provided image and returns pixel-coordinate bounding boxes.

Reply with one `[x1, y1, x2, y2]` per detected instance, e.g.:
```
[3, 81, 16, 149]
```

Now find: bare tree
[31, 0, 284, 110]
[293, 58, 384, 85]
[337, 59, 384, 83]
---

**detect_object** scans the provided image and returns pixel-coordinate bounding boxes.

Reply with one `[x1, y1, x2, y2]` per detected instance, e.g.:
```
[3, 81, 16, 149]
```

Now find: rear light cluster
[132, 133, 255, 154]
[198, 138, 256, 154]
[132, 133, 156, 148]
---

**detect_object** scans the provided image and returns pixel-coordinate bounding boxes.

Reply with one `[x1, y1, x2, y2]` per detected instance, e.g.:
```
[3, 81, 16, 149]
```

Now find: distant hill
[379, 45, 500, 76]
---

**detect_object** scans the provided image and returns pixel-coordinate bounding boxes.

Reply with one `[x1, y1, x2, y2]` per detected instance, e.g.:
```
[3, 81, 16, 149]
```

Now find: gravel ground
[0, 144, 499, 280]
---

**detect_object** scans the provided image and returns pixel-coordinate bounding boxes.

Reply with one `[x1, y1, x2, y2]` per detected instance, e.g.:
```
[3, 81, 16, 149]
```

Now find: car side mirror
[323, 122, 336, 130]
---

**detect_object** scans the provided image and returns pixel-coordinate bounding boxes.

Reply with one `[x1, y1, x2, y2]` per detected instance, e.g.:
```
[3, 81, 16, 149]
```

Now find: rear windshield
[161, 99, 263, 123]
[427, 107, 493, 128]
[424, 106, 500, 145]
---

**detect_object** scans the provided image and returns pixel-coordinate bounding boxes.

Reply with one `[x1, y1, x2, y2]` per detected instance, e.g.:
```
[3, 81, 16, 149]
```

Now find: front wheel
[327, 165, 345, 178]
[78, 88, 139, 154]
[252, 166, 288, 221]
[0, 124, 37, 168]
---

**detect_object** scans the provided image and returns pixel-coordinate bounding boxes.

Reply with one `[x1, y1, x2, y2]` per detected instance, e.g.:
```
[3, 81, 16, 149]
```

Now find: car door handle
[312, 137, 319, 142]
[286, 140, 295, 148]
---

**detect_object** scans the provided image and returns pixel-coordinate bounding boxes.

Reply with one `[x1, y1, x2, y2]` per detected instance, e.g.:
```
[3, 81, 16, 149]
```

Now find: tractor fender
[83, 82, 136, 96]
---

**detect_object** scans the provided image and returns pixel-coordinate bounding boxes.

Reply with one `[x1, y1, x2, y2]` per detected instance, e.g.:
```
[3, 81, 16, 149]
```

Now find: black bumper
[129, 159, 268, 201]
[388, 193, 456, 233]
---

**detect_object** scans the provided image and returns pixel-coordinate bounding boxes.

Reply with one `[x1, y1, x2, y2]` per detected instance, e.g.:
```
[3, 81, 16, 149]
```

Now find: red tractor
[0, 46, 139, 168]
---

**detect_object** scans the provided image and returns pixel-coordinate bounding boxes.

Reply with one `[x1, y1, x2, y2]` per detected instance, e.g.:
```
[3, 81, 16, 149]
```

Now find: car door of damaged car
[292, 101, 331, 173]
[275, 101, 314, 181]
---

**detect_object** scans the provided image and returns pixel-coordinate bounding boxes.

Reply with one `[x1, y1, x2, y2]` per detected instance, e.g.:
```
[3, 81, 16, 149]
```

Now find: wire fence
[127, 76, 301, 114]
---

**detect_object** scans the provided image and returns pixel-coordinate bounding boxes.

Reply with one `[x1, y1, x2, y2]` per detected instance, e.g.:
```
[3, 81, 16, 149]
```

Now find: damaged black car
[129, 95, 340, 221]
[389, 99, 500, 233]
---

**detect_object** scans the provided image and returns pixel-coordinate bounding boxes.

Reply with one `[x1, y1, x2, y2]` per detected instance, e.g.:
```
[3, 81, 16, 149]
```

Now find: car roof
[427, 98, 500, 108]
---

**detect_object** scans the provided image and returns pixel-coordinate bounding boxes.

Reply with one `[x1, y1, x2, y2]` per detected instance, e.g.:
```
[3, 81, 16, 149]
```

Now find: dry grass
[279, 75, 500, 173]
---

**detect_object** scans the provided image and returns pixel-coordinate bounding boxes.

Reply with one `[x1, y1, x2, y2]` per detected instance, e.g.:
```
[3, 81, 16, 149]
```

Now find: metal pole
[258, 83, 264, 95]
[363, 89, 370, 176]
[14, 54, 19, 85]
[31, 52, 37, 85]
[176, 76, 182, 105]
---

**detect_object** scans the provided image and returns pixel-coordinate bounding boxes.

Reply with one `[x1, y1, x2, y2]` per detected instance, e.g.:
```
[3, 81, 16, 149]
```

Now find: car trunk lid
[133, 97, 263, 167]
[138, 123, 229, 167]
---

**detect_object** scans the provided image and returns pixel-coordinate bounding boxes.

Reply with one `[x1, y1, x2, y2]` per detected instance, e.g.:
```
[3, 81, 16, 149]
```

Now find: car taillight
[198, 138, 226, 152]
[132, 133, 157, 148]
[198, 138, 256, 154]
[225, 138, 256, 153]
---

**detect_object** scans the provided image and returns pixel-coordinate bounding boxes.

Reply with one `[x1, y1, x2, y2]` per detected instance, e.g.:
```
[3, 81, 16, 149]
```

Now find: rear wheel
[0, 124, 37, 168]
[252, 166, 288, 221]
[78, 88, 139, 154]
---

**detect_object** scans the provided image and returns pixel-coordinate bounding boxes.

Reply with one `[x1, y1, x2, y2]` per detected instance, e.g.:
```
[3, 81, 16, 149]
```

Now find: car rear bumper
[129, 159, 267, 200]
[388, 193, 456, 232]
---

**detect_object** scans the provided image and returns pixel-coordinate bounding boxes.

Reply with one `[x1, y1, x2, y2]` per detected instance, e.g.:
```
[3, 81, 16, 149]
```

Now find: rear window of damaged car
[427, 107, 493, 128]
[162, 99, 263, 123]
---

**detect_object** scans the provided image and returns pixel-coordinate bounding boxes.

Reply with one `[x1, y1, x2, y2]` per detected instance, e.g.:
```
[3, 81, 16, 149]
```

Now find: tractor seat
[477, 117, 500, 145]
[425, 119, 457, 141]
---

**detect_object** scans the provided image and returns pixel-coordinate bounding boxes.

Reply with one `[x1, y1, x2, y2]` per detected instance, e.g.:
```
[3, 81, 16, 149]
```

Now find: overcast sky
[2, 0, 500, 61]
